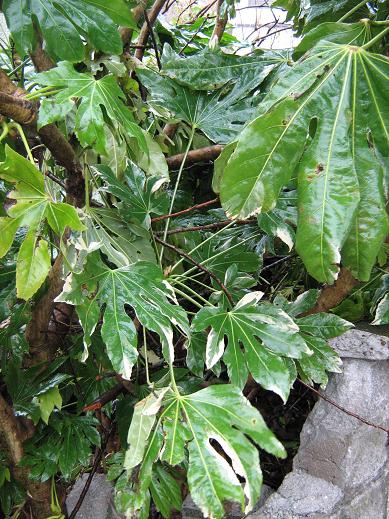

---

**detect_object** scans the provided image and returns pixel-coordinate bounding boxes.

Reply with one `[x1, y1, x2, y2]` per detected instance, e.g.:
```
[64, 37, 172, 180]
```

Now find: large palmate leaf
[57, 253, 189, 378]
[3, 0, 135, 62]
[137, 67, 256, 144]
[183, 231, 261, 280]
[95, 163, 169, 229]
[192, 292, 311, 400]
[218, 43, 389, 283]
[160, 44, 285, 90]
[0, 147, 84, 299]
[35, 62, 145, 154]
[122, 385, 286, 519]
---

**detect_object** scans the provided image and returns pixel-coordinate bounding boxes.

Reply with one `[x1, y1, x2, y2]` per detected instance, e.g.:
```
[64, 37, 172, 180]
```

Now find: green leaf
[0, 146, 84, 299]
[296, 313, 353, 339]
[125, 385, 285, 519]
[4, 0, 123, 61]
[83, 0, 137, 26]
[257, 211, 294, 251]
[3, 0, 34, 57]
[284, 289, 319, 317]
[150, 464, 183, 518]
[137, 67, 256, 144]
[16, 231, 51, 301]
[192, 293, 310, 400]
[161, 44, 285, 90]
[57, 253, 189, 375]
[36, 62, 146, 154]
[294, 22, 381, 59]
[125, 391, 167, 470]
[38, 386, 62, 424]
[96, 163, 169, 229]
[85, 208, 156, 266]
[184, 232, 260, 280]
[298, 334, 342, 385]
[218, 44, 389, 283]
[373, 293, 389, 325]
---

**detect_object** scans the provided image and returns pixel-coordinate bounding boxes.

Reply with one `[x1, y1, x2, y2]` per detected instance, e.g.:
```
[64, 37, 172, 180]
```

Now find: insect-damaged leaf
[217, 43, 389, 283]
[123, 385, 285, 519]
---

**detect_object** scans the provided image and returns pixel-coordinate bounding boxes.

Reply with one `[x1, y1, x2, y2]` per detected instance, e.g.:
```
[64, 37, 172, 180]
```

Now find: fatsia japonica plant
[0, 0, 387, 517]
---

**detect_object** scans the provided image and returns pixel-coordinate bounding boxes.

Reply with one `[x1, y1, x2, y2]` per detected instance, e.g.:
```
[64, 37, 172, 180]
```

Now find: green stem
[338, 0, 368, 22]
[172, 278, 214, 306]
[361, 26, 389, 48]
[159, 126, 195, 264]
[169, 361, 180, 397]
[171, 274, 218, 292]
[85, 163, 90, 210]
[0, 122, 9, 142]
[24, 86, 61, 100]
[172, 286, 204, 309]
[11, 123, 34, 164]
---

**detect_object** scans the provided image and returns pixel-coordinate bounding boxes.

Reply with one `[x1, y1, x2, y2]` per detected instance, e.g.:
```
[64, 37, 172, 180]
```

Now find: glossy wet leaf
[85, 208, 156, 267]
[137, 67, 256, 144]
[95, 163, 169, 229]
[57, 253, 189, 377]
[192, 293, 310, 399]
[298, 334, 342, 385]
[35, 62, 145, 154]
[123, 385, 285, 519]
[161, 44, 285, 90]
[296, 312, 353, 339]
[184, 232, 260, 280]
[218, 44, 389, 283]
[373, 294, 389, 325]
[0, 147, 84, 299]
[3, 0, 128, 61]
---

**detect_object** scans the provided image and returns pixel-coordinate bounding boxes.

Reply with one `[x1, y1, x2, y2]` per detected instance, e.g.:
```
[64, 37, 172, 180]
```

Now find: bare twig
[45, 171, 66, 189]
[154, 236, 234, 305]
[82, 384, 126, 412]
[212, 0, 228, 41]
[151, 197, 219, 222]
[134, 0, 167, 62]
[166, 144, 223, 169]
[157, 219, 253, 235]
[143, 9, 162, 69]
[297, 379, 389, 435]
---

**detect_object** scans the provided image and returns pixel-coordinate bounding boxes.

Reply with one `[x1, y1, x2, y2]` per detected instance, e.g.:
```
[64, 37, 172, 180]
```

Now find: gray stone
[249, 356, 389, 519]
[182, 484, 274, 518]
[250, 471, 343, 518]
[329, 329, 389, 359]
[66, 473, 123, 519]
[293, 359, 389, 491]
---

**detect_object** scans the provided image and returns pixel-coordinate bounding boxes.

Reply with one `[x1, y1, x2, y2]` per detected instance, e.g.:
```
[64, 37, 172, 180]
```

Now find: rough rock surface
[66, 473, 122, 519]
[329, 328, 389, 359]
[250, 349, 389, 518]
